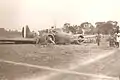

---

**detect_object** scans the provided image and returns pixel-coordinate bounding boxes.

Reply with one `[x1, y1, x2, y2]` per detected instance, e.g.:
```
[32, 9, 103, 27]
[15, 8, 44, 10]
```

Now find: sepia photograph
[0, 0, 120, 80]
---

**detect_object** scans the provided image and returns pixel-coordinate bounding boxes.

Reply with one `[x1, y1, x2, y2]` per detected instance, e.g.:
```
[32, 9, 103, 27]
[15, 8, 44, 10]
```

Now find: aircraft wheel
[76, 36, 84, 45]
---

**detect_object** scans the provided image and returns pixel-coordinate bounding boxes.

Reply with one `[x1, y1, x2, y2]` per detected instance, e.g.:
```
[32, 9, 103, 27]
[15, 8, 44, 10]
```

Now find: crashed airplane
[0, 25, 95, 44]
[36, 28, 84, 45]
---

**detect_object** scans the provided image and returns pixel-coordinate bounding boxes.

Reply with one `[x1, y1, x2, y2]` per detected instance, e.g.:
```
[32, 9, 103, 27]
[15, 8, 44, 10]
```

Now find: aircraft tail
[22, 25, 33, 38]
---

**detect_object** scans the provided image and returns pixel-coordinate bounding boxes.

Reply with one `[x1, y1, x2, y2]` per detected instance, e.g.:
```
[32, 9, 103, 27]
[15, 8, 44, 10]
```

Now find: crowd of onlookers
[95, 32, 120, 48]
[108, 33, 120, 48]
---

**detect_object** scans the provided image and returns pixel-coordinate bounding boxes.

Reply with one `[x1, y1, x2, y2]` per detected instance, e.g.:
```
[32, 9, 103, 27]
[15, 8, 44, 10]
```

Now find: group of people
[109, 33, 120, 48]
[95, 33, 120, 48]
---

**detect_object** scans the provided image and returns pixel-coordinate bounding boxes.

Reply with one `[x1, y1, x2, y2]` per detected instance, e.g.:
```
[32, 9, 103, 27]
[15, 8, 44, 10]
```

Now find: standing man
[116, 25, 119, 34]
[96, 33, 101, 46]
[115, 33, 120, 48]
[49, 26, 55, 33]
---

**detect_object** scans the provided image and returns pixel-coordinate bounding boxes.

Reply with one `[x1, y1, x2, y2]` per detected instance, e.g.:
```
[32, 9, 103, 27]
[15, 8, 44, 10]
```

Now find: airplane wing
[0, 37, 36, 44]
[83, 35, 96, 43]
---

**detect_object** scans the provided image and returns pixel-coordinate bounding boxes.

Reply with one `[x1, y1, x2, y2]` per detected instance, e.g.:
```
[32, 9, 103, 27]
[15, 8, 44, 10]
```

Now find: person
[115, 33, 120, 48]
[49, 26, 55, 33]
[116, 25, 119, 34]
[96, 33, 101, 46]
[109, 34, 115, 47]
[46, 36, 55, 45]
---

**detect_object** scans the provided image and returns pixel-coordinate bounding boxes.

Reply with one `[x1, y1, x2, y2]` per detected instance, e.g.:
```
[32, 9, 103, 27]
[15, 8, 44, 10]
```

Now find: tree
[95, 21, 118, 34]
[69, 25, 78, 34]
[63, 23, 70, 33]
[80, 22, 95, 34]
[77, 25, 83, 34]
[95, 22, 105, 33]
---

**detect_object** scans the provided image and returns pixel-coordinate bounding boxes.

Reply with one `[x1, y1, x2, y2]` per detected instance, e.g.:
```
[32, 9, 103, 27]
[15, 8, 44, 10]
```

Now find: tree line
[62, 21, 120, 35]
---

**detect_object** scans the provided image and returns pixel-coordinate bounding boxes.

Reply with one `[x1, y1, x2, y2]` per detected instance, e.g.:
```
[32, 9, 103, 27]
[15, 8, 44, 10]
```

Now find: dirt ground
[0, 41, 119, 80]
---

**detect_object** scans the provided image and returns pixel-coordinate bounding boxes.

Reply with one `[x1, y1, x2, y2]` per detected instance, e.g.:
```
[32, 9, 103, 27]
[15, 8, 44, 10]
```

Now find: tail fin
[22, 27, 24, 38]
[22, 25, 32, 38]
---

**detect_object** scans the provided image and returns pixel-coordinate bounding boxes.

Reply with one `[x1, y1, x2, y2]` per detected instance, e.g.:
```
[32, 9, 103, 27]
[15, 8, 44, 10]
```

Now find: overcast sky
[0, 0, 120, 31]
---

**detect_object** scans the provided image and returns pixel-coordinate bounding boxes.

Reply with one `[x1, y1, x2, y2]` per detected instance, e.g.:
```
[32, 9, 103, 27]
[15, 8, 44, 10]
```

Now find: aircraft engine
[36, 33, 55, 44]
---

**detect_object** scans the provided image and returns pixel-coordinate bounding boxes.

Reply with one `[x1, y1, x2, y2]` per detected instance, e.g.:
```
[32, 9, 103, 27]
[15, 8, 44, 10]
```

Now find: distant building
[0, 28, 5, 32]
[0, 28, 21, 37]
[0, 28, 6, 36]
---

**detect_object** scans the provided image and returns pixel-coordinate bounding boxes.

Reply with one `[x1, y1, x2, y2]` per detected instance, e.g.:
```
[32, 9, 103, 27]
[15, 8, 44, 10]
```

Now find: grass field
[0, 40, 119, 80]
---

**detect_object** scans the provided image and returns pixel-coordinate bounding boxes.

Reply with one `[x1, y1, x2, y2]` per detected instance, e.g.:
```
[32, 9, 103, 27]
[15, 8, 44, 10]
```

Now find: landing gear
[46, 35, 56, 45]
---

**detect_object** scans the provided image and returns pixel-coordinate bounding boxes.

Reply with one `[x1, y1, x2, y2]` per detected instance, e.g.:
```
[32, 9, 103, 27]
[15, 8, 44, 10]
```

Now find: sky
[0, 0, 120, 31]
